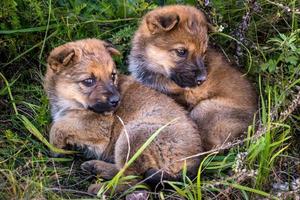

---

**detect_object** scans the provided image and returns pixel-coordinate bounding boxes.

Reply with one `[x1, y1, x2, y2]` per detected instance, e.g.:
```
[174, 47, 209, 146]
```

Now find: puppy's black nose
[196, 74, 206, 85]
[108, 95, 120, 107]
[195, 56, 207, 86]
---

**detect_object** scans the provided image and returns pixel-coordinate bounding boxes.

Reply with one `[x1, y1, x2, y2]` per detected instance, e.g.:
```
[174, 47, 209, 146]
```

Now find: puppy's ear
[103, 41, 121, 56]
[47, 45, 81, 73]
[146, 12, 179, 34]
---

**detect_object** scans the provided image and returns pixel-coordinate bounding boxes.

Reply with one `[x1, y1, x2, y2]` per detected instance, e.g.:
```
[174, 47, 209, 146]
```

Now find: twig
[280, 189, 300, 200]
[45, 187, 96, 197]
[116, 115, 131, 165]
[51, 159, 61, 190]
[266, 0, 300, 15]
[214, 172, 251, 199]
[66, 160, 75, 183]
[233, 0, 261, 67]
[279, 90, 300, 121]
[67, 175, 94, 188]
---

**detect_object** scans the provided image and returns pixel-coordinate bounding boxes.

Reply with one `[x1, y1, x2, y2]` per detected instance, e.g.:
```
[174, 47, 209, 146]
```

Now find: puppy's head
[130, 5, 210, 89]
[45, 39, 121, 115]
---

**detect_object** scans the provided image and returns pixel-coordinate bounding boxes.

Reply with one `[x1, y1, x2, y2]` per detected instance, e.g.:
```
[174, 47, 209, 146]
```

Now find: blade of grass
[269, 144, 290, 165]
[0, 73, 18, 115]
[31, 157, 73, 163]
[223, 182, 279, 200]
[18, 114, 76, 155]
[2, 30, 57, 68]
[38, 0, 52, 62]
[197, 152, 218, 200]
[0, 75, 18, 96]
[0, 24, 59, 34]
[167, 182, 187, 198]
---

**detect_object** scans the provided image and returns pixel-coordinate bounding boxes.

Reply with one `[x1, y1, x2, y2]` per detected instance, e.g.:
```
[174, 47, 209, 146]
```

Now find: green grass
[1, 0, 299, 199]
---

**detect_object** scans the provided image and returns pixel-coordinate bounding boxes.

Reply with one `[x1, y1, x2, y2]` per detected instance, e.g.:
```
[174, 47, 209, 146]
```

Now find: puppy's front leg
[49, 110, 113, 158]
[49, 121, 70, 150]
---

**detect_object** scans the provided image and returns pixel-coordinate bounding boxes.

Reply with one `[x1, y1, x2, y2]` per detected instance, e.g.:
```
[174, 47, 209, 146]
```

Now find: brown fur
[129, 5, 258, 150]
[44, 39, 203, 193]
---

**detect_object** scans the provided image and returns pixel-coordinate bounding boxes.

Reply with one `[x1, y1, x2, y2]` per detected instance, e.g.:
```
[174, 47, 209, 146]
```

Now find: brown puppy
[44, 39, 203, 192]
[129, 5, 257, 150]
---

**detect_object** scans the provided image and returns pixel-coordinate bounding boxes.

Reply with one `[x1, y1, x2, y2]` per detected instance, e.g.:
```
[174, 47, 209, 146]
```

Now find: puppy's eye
[175, 48, 188, 57]
[82, 78, 96, 87]
[111, 72, 117, 81]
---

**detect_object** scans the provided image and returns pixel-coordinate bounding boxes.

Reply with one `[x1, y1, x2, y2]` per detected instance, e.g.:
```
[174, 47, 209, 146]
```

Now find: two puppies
[44, 39, 203, 192]
[129, 5, 257, 150]
[45, 4, 257, 193]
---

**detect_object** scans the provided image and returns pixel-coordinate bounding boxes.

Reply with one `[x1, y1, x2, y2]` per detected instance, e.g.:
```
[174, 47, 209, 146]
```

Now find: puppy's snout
[195, 57, 207, 86]
[196, 74, 206, 86]
[196, 57, 205, 69]
[105, 84, 120, 107]
[108, 94, 120, 107]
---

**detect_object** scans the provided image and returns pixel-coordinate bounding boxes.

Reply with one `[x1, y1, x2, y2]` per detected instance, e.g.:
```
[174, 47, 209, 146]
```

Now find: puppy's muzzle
[170, 57, 207, 88]
[88, 94, 120, 114]
[108, 94, 120, 107]
[196, 74, 206, 86]
[195, 57, 207, 86]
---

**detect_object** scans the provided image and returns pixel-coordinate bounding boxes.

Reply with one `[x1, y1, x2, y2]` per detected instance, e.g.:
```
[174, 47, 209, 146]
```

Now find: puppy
[129, 5, 258, 150]
[44, 39, 203, 193]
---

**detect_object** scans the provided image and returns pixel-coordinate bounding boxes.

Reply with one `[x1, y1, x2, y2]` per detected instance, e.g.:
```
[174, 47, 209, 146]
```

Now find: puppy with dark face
[44, 39, 121, 160]
[44, 39, 203, 193]
[45, 39, 121, 120]
[129, 5, 258, 150]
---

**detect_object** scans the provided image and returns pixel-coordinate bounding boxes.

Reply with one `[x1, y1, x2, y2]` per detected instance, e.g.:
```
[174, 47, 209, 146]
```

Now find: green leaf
[285, 56, 298, 65]
[18, 114, 76, 155]
[267, 59, 277, 73]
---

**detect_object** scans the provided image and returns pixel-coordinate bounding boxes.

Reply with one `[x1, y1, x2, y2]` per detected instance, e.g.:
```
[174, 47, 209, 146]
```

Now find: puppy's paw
[81, 160, 118, 180]
[81, 160, 98, 174]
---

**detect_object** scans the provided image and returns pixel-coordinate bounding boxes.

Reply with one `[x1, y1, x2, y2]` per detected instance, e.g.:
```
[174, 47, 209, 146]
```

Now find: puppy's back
[114, 75, 203, 180]
[117, 75, 190, 122]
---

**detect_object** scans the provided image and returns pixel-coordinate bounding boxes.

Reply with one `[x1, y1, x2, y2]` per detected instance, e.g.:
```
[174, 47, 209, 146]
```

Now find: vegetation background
[0, 0, 299, 199]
